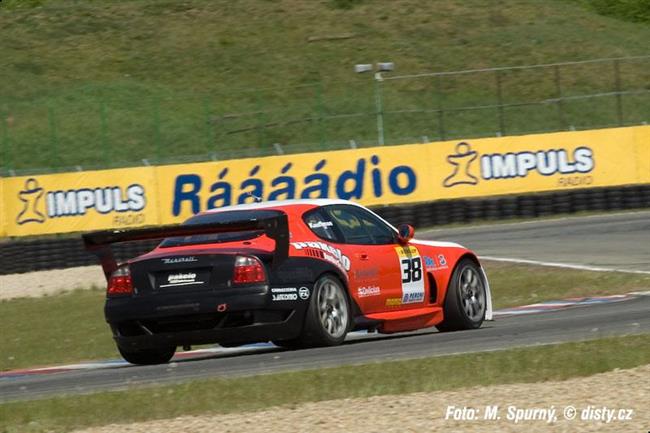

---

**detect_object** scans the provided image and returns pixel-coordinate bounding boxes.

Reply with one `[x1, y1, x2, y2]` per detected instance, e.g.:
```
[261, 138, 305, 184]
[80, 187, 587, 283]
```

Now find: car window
[353, 207, 397, 244]
[325, 205, 396, 245]
[303, 208, 341, 242]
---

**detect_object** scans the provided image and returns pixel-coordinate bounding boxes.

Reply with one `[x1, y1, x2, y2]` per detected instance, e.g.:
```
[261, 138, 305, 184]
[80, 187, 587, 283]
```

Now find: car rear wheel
[299, 275, 351, 347]
[436, 258, 486, 332]
[118, 345, 176, 365]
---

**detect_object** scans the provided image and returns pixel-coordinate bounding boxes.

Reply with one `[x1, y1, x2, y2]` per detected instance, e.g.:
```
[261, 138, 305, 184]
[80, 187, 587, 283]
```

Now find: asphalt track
[2, 211, 649, 402]
[426, 210, 650, 273]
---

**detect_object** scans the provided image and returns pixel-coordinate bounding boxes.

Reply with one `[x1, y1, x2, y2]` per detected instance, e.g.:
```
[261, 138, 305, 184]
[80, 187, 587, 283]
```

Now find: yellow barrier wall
[636, 126, 650, 184]
[2, 167, 159, 236]
[155, 125, 648, 224]
[1, 125, 648, 236]
[0, 178, 6, 237]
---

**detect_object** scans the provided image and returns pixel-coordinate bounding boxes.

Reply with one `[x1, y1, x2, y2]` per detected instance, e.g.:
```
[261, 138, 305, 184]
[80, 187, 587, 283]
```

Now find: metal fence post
[48, 105, 60, 168]
[255, 90, 267, 146]
[202, 96, 214, 150]
[315, 81, 326, 148]
[374, 73, 385, 145]
[152, 97, 162, 162]
[100, 99, 110, 166]
[553, 65, 566, 130]
[1, 109, 12, 172]
[495, 69, 506, 136]
[436, 75, 446, 140]
[613, 59, 624, 126]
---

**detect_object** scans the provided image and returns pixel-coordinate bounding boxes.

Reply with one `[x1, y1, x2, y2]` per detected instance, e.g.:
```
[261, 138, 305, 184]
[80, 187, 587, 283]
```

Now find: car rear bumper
[106, 284, 309, 349]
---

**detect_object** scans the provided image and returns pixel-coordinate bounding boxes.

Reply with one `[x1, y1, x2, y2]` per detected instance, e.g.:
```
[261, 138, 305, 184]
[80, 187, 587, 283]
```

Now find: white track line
[422, 210, 650, 234]
[480, 256, 650, 275]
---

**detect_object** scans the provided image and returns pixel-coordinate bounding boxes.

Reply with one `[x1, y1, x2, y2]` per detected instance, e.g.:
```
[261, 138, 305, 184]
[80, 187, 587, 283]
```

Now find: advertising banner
[1, 125, 648, 237]
[0, 178, 6, 237]
[427, 126, 643, 200]
[155, 125, 648, 224]
[635, 126, 650, 184]
[154, 143, 430, 224]
[2, 167, 158, 237]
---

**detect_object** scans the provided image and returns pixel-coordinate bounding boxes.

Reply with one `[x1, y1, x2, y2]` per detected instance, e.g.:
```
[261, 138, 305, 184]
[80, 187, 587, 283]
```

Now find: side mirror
[397, 224, 415, 244]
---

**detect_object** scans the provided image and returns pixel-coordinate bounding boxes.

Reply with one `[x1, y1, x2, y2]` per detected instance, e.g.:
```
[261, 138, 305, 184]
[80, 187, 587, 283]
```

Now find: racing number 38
[396, 246, 426, 304]
[401, 257, 422, 283]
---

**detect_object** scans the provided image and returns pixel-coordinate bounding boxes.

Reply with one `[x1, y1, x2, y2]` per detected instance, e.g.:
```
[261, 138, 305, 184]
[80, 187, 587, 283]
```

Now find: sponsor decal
[424, 255, 448, 271]
[308, 221, 334, 229]
[162, 256, 198, 264]
[443, 142, 595, 188]
[298, 287, 310, 300]
[291, 241, 351, 271]
[357, 285, 380, 298]
[385, 297, 402, 307]
[217, 303, 228, 312]
[15, 178, 147, 226]
[272, 287, 298, 301]
[171, 156, 418, 215]
[354, 268, 379, 280]
[395, 246, 425, 304]
[160, 272, 203, 288]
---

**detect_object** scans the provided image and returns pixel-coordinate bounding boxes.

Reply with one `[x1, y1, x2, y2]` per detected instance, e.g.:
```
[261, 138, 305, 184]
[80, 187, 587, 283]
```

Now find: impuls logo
[15, 178, 147, 225]
[443, 142, 479, 187]
[16, 178, 46, 225]
[443, 142, 595, 187]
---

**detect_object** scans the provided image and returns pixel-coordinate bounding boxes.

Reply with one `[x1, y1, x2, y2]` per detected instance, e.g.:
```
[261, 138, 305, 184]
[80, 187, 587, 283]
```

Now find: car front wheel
[436, 258, 486, 332]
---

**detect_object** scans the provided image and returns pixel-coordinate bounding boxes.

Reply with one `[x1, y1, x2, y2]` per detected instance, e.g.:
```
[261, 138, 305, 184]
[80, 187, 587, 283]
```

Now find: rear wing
[82, 214, 290, 281]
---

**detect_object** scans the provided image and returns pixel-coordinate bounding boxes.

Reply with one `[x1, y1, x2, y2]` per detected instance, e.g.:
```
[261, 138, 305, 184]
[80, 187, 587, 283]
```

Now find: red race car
[84, 199, 492, 365]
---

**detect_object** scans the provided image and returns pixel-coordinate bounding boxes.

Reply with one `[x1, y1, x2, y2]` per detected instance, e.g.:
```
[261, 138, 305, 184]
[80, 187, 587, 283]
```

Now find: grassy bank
[1, 334, 649, 433]
[1, 262, 648, 371]
[1, 0, 649, 171]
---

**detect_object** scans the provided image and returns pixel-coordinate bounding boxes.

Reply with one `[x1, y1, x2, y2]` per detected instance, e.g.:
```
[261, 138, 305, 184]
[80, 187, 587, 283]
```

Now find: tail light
[107, 266, 133, 296]
[233, 256, 266, 284]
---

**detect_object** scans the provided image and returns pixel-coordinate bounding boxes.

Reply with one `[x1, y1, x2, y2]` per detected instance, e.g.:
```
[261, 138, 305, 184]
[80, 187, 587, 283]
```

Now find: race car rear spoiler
[82, 214, 290, 280]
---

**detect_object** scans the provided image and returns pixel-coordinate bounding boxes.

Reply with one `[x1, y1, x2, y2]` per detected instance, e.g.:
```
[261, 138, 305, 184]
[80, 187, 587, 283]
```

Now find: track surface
[2, 211, 649, 402]
[426, 210, 650, 272]
[2, 296, 649, 402]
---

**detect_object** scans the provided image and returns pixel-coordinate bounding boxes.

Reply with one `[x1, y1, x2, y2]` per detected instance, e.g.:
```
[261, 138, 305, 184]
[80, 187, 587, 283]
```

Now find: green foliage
[328, 0, 364, 10]
[0, 0, 48, 9]
[588, 0, 650, 22]
[0, 0, 648, 172]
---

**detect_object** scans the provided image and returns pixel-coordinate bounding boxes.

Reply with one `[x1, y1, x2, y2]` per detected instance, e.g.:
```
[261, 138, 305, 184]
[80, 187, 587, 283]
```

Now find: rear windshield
[160, 209, 283, 247]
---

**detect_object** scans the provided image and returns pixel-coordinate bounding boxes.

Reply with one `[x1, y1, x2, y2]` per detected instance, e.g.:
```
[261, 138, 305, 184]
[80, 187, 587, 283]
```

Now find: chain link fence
[1, 56, 648, 175]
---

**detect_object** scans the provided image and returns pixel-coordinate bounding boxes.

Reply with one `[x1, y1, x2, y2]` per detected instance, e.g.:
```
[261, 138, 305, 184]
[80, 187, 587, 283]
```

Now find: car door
[321, 205, 408, 314]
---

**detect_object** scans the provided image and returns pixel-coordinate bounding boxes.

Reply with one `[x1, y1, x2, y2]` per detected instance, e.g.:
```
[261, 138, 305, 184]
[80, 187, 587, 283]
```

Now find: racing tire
[297, 275, 351, 347]
[117, 345, 176, 365]
[436, 258, 486, 332]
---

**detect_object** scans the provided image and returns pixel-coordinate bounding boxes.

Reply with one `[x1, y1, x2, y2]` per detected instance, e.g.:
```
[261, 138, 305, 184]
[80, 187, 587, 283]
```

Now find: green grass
[1, 334, 649, 433]
[0, 0, 648, 172]
[1, 262, 648, 371]
[0, 288, 115, 371]
[579, 0, 650, 22]
[485, 260, 650, 308]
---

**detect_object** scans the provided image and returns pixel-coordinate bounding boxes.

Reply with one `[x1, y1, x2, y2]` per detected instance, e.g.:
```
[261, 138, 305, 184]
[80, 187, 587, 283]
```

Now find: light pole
[355, 62, 394, 146]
